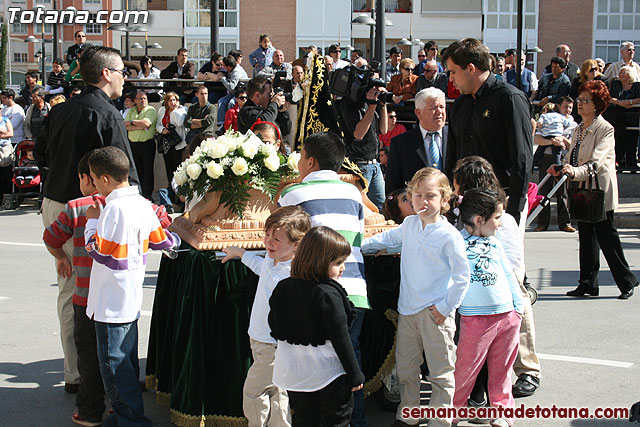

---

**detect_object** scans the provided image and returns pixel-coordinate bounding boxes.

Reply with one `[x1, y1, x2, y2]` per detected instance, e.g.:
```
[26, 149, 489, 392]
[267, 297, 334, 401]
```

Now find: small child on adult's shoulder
[268, 226, 365, 426]
[84, 146, 179, 427]
[453, 188, 524, 427]
[44, 150, 171, 426]
[533, 102, 572, 167]
[222, 206, 311, 427]
[382, 188, 415, 225]
[361, 167, 470, 426]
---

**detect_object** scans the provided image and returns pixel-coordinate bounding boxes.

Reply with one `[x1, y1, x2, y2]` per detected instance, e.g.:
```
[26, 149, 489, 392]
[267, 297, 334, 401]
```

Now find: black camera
[273, 71, 294, 103]
[329, 65, 393, 105]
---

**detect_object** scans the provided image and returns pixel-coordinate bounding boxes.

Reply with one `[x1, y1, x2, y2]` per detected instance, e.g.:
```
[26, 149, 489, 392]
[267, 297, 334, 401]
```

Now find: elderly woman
[569, 59, 606, 121]
[550, 80, 639, 299]
[387, 58, 417, 105]
[605, 65, 640, 168]
[156, 91, 187, 213]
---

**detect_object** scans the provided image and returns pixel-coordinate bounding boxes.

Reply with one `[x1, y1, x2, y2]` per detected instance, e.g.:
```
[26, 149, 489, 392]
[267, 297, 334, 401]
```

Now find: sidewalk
[615, 198, 640, 229]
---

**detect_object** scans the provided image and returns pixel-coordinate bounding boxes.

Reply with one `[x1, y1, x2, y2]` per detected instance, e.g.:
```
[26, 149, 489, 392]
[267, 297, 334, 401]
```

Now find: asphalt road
[1, 202, 639, 427]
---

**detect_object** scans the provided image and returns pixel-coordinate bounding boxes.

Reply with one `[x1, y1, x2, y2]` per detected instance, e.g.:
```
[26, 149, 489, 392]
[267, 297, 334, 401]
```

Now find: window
[485, 0, 537, 30]
[595, 0, 640, 30]
[12, 23, 27, 34]
[85, 13, 102, 34]
[595, 39, 640, 62]
[35, 23, 53, 34]
[219, 0, 238, 27]
[13, 53, 28, 62]
[34, 0, 51, 3]
[187, 41, 211, 70]
[84, 0, 101, 3]
[219, 42, 237, 56]
[187, 0, 212, 27]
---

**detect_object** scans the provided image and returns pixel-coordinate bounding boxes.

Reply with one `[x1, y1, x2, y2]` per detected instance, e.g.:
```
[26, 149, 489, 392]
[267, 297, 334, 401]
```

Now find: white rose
[287, 152, 301, 171]
[264, 155, 281, 172]
[200, 138, 214, 153]
[174, 169, 188, 186]
[206, 161, 224, 179]
[186, 163, 202, 180]
[218, 134, 238, 152]
[207, 142, 229, 159]
[241, 140, 260, 159]
[246, 133, 264, 147]
[231, 157, 249, 176]
[260, 143, 278, 157]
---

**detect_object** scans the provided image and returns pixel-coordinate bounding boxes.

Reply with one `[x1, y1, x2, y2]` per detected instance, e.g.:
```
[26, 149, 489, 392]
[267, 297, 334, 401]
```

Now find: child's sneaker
[72, 411, 102, 426]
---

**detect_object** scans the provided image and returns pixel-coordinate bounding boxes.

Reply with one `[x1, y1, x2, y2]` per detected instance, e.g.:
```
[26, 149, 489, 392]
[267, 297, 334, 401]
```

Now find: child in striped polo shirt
[277, 132, 369, 426]
[44, 150, 171, 426]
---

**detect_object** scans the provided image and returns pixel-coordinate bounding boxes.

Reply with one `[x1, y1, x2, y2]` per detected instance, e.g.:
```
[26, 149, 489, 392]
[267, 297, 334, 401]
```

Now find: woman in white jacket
[156, 91, 187, 212]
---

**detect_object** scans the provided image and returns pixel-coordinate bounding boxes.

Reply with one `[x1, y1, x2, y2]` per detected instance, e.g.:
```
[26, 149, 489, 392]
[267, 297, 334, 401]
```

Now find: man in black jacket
[442, 38, 532, 225]
[160, 48, 196, 104]
[238, 76, 285, 133]
[34, 46, 139, 400]
[66, 30, 86, 65]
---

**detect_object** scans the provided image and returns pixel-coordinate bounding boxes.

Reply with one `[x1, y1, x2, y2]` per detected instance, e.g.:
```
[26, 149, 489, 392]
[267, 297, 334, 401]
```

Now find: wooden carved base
[171, 173, 397, 251]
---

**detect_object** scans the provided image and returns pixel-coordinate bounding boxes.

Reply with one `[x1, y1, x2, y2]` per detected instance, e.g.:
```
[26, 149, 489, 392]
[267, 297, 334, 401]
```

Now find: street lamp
[108, 24, 147, 61]
[24, 35, 50, 84]
[131, 40, 163, 57]
[351, 12, 393, 60]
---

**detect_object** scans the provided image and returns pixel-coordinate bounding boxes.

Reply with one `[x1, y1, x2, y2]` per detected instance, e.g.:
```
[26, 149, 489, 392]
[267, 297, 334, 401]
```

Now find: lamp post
[131, 35, 163, 57]
[351, 12, 393, 61]
[24, 34, 47, 84]
[108, 24, 148, 60]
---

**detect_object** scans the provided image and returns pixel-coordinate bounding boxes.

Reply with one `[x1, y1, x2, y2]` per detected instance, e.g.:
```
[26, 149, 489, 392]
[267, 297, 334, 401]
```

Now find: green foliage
[0, 24, 7, 89]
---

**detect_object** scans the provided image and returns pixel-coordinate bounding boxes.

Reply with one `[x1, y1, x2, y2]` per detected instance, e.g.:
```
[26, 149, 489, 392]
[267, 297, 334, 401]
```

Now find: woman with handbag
[549, 80, 638, 299]
[156, 91, 187, 213]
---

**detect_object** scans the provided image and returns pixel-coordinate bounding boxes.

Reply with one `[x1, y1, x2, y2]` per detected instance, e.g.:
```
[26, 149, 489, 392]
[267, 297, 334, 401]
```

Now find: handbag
[568, 161, 606, 223]
[156, 124, 182, 155]
[0, 142, 14, 167]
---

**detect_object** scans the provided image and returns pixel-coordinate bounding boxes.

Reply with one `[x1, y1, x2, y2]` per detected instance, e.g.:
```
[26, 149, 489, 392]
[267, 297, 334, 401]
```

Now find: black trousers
[73, 304, 106, 422]
[163, 147, 184, 187]
[578, 210, 638, 292]
[537, 154, 570, 228]
[614, 125, 639, 167]
[129, 139, 155, 200]
[288, 375, 353, 427]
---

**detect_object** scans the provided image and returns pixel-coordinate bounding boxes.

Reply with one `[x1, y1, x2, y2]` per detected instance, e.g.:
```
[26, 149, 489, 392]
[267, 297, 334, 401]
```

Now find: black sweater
[268, 277, 365, 388]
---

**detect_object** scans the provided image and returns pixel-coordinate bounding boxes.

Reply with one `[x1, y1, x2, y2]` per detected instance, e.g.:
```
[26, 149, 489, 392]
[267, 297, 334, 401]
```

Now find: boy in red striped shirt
[43, 150, 171, 426]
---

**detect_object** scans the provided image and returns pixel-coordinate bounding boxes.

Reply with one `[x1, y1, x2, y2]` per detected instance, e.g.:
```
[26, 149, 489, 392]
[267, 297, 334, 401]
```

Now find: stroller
[2, 140, 44, 210]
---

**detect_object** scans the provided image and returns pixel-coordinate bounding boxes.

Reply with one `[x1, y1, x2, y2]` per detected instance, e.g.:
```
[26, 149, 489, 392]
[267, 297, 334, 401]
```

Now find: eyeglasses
[627, 48, 636, 52]
[576, 98, 594, 104]
[238, 96, 248, 100]
[425, 68, 437, 73]
[388, 114, 397, 118]
[403, 67, 414, 72]
[75, 34, 86, 38]
[417, 54, 426, 58]
[589, 67, 598, 72]
[429, 47, 437, 51]
[107, 68, 127, 76]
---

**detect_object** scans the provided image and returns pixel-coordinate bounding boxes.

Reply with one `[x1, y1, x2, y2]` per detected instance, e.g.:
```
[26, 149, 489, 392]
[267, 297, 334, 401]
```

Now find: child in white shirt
[361, 167, 470, 427]
[222, 206, 311, 427]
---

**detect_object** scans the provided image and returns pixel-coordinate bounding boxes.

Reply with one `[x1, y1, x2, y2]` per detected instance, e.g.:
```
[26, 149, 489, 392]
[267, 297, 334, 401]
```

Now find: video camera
[273, 71, 294, 103]
[329, 65, 394, 105]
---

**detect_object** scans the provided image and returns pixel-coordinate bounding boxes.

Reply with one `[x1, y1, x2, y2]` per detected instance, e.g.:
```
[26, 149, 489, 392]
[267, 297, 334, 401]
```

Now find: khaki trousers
[396, 308, 456, 427]
[243, 338, 291, 427]
[42, 197, 80, 384]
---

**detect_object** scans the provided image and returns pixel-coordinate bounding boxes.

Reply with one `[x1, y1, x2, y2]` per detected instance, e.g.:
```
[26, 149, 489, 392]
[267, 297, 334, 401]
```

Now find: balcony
[352, 0, 412, 13]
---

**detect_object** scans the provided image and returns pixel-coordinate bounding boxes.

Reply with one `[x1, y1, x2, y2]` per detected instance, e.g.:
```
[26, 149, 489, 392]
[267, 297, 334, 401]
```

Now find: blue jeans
[349, 308, 367, 427]
[94, 320, 152, 427]
[216, 93, 236, 126]
[357, 161, 385, 211]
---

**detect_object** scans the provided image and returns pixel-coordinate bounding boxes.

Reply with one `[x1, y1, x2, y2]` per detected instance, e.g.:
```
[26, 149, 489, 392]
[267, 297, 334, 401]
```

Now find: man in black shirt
[442, 38, 532, 224]
[19, 71, 38, 106]
[66, 30, 86, 65]
[34, 46, 139, 420]
[238, 76, 285, 133]
[337, 87, 388, 210]
[184, 86, 217, 144]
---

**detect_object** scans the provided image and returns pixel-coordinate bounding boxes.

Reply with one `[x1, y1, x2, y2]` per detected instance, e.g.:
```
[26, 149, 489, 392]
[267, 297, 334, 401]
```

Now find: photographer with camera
[238, 76, 285, 133]
[337, 80, 389, 211]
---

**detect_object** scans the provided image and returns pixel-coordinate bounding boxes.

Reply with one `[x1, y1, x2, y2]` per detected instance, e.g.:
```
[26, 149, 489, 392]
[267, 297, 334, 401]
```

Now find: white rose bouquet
[174, 129, 299, 217]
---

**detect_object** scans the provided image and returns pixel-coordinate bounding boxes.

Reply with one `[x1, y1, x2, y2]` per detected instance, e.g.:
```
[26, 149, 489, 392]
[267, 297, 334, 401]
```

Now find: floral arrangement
[174, 129, 301, 218]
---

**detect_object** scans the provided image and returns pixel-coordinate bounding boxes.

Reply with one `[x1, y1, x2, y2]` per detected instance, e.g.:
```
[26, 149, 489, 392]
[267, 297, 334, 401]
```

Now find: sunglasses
[429, 47, 437, 51]
[589, 67, 598, 72]
[403, 67, 414, 72]
[417, 54, 426, 58]
[238, 95, 248, 100]
[389, 115, 397, 118]
[108, 68, 127, 76]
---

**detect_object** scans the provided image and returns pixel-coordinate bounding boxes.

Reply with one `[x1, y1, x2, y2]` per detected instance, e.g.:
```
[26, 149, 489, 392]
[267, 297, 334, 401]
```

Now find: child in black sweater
[268, 226, 365, 427]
